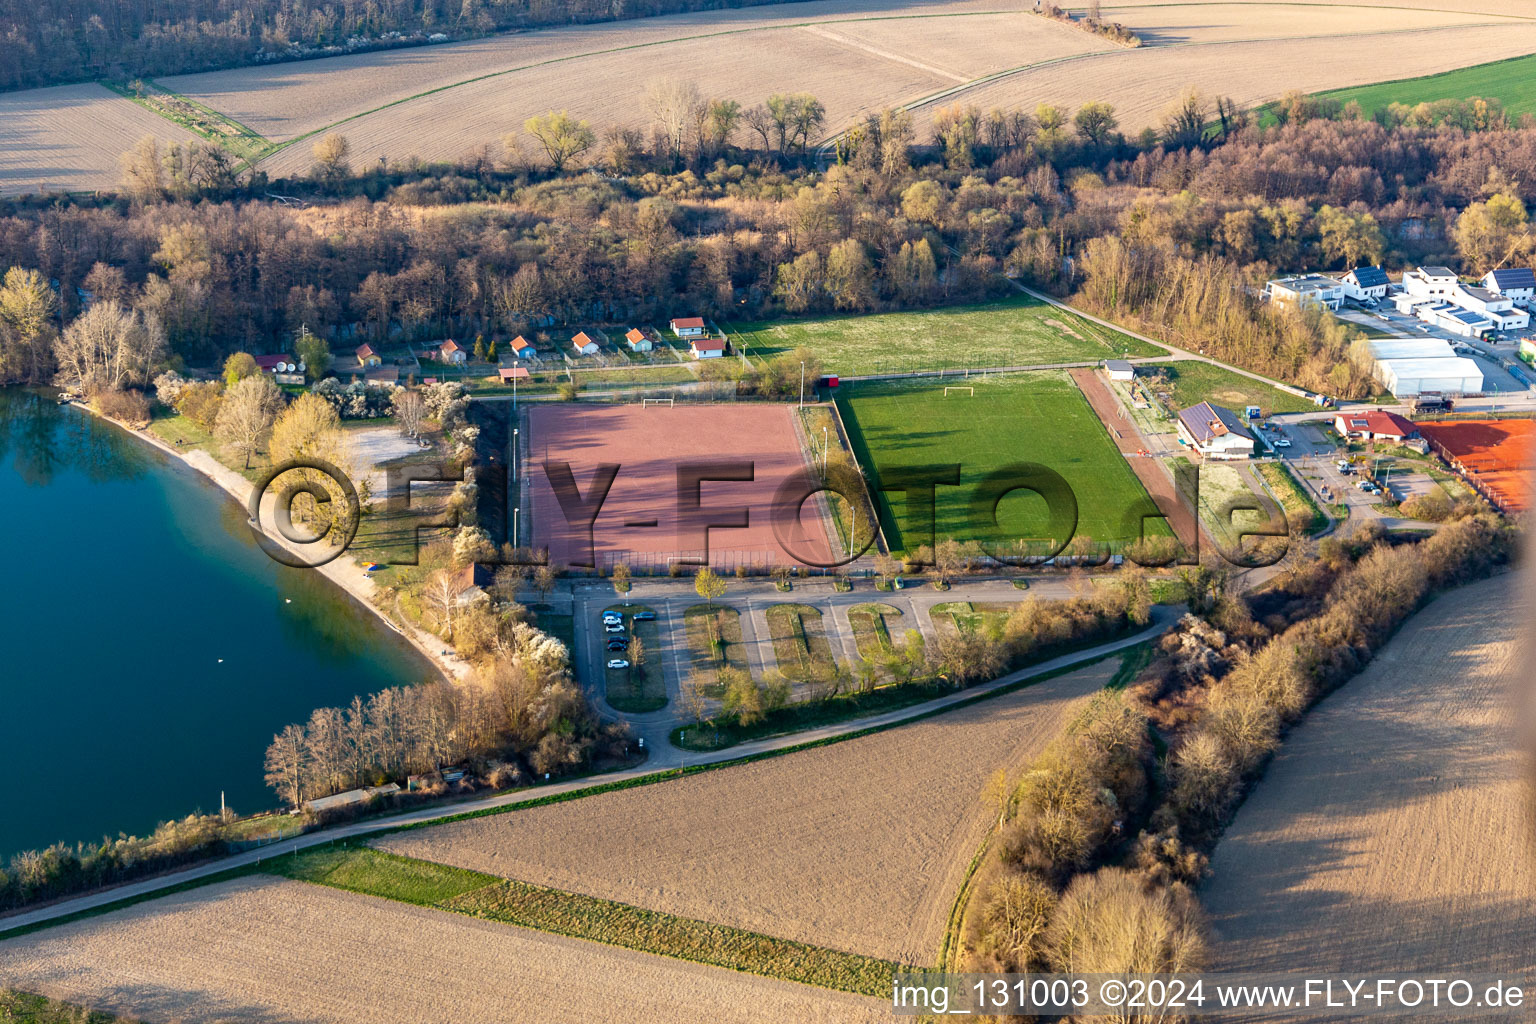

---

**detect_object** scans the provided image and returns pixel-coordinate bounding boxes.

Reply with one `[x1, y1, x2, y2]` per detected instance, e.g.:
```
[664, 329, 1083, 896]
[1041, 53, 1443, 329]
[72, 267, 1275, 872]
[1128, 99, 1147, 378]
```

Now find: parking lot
[1336, 305, 1534, 396]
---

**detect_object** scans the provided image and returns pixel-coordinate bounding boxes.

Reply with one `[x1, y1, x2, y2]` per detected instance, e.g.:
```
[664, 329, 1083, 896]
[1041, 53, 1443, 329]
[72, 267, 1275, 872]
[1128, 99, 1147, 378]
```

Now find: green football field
[724, 294, 1164, 376]
[1316, 53, 1536, 120]
[835, 372, 1168, 556]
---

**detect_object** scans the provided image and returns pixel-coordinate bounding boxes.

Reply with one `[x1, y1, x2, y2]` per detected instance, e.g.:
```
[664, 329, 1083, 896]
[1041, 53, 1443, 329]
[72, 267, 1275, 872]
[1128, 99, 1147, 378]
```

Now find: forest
[2, 90, 1534, 400]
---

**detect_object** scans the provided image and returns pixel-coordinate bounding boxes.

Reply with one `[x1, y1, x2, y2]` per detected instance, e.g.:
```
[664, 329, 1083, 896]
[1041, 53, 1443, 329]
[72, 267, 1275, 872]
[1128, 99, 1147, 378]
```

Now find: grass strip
[1256, 460, 1328, 536]
[266, 845, 497, 905]
[444, 878, 901, 996]
[265, 845, 900, 996]
[764, 603, 833, 680]
[1, 989, 124, 1023]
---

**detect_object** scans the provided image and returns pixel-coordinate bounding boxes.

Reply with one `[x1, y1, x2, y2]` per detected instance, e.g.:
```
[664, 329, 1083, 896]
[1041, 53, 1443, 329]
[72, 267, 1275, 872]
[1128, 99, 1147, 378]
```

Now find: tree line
[3, 91, 1534, 404]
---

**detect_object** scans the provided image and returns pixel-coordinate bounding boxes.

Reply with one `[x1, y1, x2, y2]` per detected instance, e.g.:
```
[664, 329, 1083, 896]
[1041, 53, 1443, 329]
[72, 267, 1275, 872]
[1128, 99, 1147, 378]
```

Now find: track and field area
[377, 657, 1123, 965]
[0, 875, 894, 1024]
[836, 372, 1167, 555]
[527, 403, 834, 571]
[1203, 576, 1534, 976]
[1419, 419, 1533, 514]
[729, 294, 1162, 376]
[1316, 52, 1536, 120]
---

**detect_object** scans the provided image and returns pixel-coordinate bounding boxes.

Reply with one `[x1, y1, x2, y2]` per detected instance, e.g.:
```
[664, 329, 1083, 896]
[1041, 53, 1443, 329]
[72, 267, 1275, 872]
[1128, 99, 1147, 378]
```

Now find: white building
[1420, 302, 1494, 339]
[1377, 357, 1484, 398]
[1341, 266, 1391, 301]
[1176, 402, 1256, 460]
[1102, 359, 1135, 381]
[1452, 284, 1529, 331]
[1367, 338, 1457, 362]
[1400, 265, 1460, 301]
[570, 331, 599, 356]
[1262, 275, 1344, 310]
[1483, 268, 1535, 308]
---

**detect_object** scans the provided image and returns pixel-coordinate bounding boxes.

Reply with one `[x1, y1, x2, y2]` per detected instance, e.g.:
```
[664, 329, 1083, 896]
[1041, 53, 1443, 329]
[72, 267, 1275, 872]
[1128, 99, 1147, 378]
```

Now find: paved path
[0, 607, 1176, 938]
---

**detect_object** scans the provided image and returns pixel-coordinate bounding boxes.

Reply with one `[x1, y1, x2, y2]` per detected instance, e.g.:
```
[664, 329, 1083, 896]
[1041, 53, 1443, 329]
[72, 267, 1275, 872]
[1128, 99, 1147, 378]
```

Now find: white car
[1273, 438, 1292, 448]
[604, 620, 625, 633]
[601, 612, 623, 625]
[606, 658, 630, 670]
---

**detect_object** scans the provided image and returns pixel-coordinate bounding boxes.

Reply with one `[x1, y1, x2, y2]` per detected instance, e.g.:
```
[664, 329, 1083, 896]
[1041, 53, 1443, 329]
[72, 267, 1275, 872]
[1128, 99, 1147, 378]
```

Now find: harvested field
[0, 875, 894, 1024]
[378, 657, 1122, 964]
[1420, 419, 1534, 514]
[1112, 2, 1512, 45]
[527, 403, 835, 571]
[910, 23, 1536, 134]
[0, 84, 201, 196]
[1204, 576, 1536, 983]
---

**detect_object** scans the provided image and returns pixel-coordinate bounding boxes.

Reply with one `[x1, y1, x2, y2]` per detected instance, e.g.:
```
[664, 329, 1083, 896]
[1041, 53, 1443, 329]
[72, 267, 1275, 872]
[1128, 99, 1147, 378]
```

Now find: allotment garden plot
[836, 372, 1167, 555]
[729, 294, 1161, 377]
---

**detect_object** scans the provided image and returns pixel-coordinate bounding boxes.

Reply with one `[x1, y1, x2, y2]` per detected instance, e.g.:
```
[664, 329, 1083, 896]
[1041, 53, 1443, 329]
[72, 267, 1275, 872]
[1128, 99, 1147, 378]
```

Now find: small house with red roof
[625, 327, 653, 353]
[571, 331, 599, 356]
[508, 336, 537, 361]
[433, 339, 467, 364]
[1334, 410, 1417, 444]
[498, 366, 530, 382]
[355, 343, 381, 368]
[670, 316, 707, 339]
[690, 336, 726, 360]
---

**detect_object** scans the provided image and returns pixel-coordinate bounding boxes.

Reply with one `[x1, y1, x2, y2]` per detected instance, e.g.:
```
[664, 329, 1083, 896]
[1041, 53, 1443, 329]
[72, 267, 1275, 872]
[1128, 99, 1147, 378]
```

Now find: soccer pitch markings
[835, 372, 1169, 554]
[726, 294, 1164, 376]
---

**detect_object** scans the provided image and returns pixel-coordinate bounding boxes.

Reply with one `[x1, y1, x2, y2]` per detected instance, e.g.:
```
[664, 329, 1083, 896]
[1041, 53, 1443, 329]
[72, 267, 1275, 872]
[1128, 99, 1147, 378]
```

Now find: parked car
[1274, 438, 1292, 448]
[1356, 479, 1375, 491]
[604, 621, 625, 633]
[606, 638, 629, 651]
[632, 610, 656, 621]
[606, 658, 630, 670]
[601, 611, 622, 624]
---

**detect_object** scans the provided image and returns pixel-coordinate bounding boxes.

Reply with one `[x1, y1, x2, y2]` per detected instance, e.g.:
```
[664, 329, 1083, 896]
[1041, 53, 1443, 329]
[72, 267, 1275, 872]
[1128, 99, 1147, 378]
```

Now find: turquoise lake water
[0, 390, 435, 860]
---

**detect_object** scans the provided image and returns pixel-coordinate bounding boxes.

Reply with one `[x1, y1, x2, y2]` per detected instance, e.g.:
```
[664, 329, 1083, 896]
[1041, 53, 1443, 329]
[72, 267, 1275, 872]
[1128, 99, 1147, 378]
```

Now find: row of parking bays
[600, 607, 655, 669]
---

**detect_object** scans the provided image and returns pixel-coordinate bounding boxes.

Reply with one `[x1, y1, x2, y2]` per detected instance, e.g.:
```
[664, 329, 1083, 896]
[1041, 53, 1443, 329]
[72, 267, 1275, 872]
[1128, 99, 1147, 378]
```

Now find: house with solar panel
[1341, 266, 1390, 303]
[1176, 402, 1256, 461]
[1482, 268, 1535, 309]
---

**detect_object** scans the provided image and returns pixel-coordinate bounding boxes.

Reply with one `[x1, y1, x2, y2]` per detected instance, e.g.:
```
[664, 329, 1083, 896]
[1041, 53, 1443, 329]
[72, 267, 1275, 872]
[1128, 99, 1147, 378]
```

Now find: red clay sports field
[527, 403, 837, 570]
[1418, 419, 1533, 514]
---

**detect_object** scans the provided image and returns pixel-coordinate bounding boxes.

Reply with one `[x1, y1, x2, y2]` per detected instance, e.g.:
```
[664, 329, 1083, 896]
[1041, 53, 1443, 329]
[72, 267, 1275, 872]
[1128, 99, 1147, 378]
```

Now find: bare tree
[52, 301, 165, 393]
[646, 77, 705, 167]
[533, 563, 558, 602]
[392, 389, 426, 437]
[214, 373, 283, 469]
[424, 568, 461, 638]
[263, 723, 310, 807]
[312, 133, 351, 181]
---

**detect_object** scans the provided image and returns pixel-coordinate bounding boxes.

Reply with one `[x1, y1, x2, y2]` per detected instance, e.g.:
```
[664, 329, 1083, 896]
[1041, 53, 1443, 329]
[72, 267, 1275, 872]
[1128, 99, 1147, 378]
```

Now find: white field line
[798, 25, 970, 83]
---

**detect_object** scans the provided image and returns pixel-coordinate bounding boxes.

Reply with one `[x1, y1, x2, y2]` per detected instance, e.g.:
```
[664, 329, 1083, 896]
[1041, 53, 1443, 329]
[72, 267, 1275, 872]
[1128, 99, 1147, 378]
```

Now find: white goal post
[641, 398, 676, 407]
[943, 386, 975, 396]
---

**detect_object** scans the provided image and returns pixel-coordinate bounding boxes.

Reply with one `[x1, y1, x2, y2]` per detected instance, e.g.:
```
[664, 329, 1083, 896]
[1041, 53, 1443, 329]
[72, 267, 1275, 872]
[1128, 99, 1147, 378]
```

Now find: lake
[0, 390, 436, 860]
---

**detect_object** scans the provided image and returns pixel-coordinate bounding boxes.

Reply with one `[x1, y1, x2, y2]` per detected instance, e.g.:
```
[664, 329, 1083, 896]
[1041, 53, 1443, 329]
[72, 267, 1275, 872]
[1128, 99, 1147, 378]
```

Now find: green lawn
[1144, 361, 1313, 415]
[931, 601, 1016, 638]
[836, 372, 1167, 554]
[682, 603, 749, 694]
[268, 846, 497, 905]
[1255, 460, 1328, 536]
[763, 603, 836, 681]
[1317, 52, 1536, 121]
[846, 603, 903, 661]
[603, 603, 666, 712]
[726, 294, 1163, 376]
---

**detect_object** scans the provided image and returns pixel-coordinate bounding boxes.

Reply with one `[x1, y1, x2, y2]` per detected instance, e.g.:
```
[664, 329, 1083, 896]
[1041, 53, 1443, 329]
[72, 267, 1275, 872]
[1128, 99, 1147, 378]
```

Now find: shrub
[1044, 868, 1206, 974]
[92, 386, 151, 425]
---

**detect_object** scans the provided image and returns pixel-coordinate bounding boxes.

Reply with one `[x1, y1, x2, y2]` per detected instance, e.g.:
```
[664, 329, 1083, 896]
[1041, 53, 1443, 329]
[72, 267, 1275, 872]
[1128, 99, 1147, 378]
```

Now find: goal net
[641, 398, 676, 408]
[943, 386, 975, 397]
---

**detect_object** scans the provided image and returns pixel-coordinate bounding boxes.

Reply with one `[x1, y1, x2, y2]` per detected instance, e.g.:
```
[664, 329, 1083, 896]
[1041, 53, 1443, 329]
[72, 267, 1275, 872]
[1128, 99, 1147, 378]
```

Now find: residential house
[1483, 268, 1536, 308]
[434, 339, 467, 364]
[1419, 302, 1494, 339]
[364, 365, 400, 387]
[355, 343, 381, 367]
[1262, 275, 1344, 310]
[670, 316, 707, 338]
[1400, 265, 1460, 300]
[1334, 410, 1417, 443]
[625, 328, 653, 353]
[571, 331, 599, 356]
[690, 337, 726, 359]
[1341, 266, 1390, 302]
[1102, 359, 1135, 382]
[455, 563, 494, 605]
[1176, 401, 1256, 460]
[1451, 284, 1529, 332]
[508, 336, 537, 361]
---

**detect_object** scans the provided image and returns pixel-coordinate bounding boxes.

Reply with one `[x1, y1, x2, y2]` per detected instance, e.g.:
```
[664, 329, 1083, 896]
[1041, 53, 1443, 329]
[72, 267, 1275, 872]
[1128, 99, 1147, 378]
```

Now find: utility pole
[823, 426, 829, 474]
[799, 361, 805, 408]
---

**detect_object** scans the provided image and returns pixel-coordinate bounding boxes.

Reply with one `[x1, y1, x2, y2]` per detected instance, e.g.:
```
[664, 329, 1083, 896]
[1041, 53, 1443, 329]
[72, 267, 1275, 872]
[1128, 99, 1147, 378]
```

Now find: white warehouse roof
[1378, 356, 1484, 396]
[1367, 339, 1456, 360]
